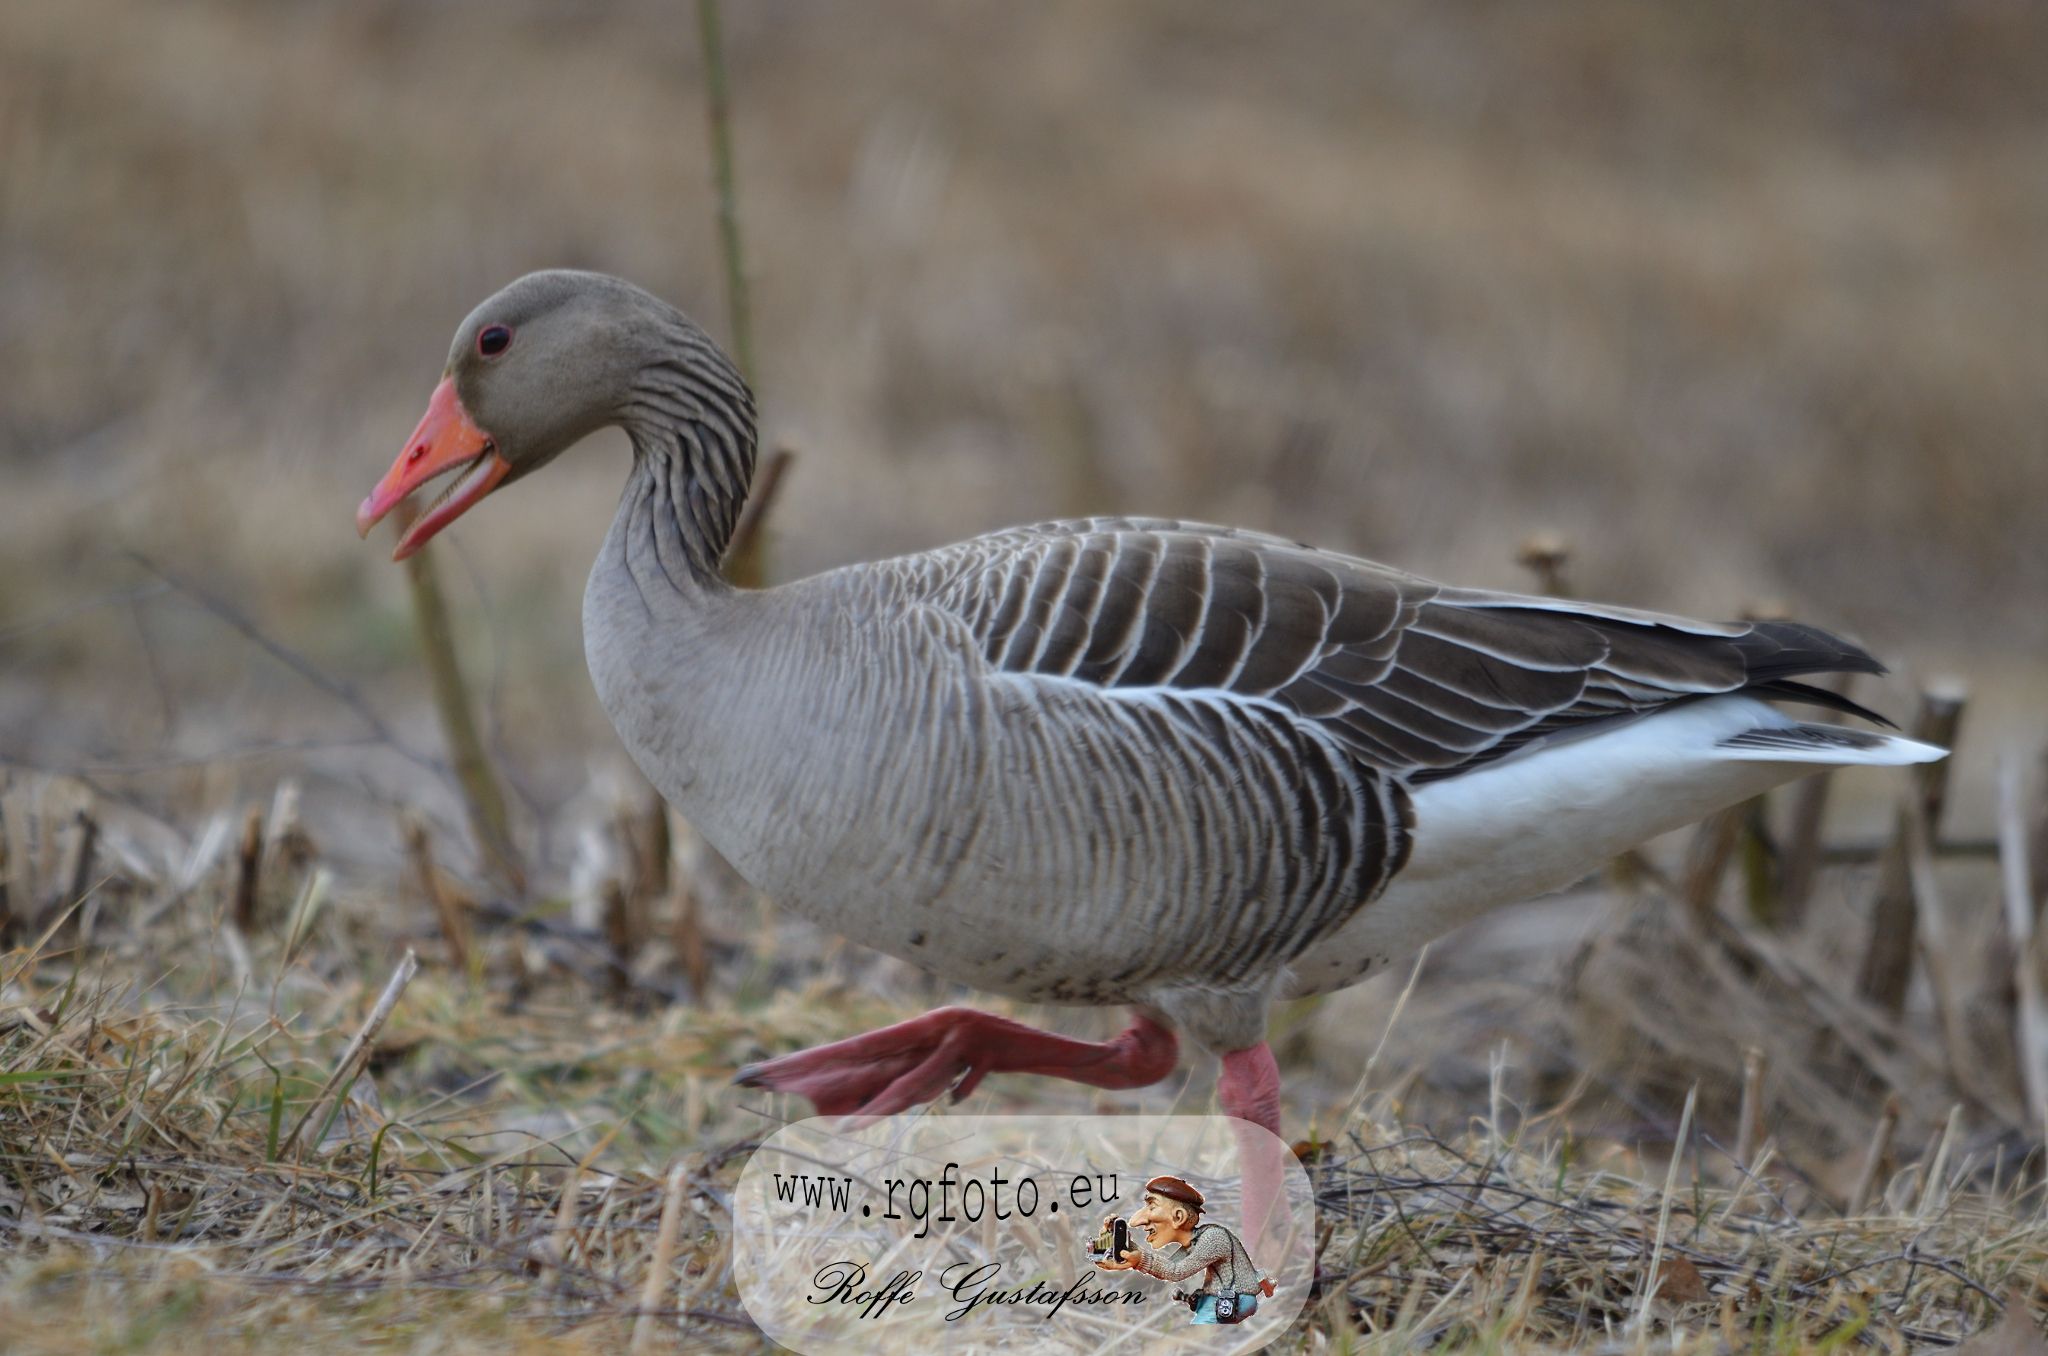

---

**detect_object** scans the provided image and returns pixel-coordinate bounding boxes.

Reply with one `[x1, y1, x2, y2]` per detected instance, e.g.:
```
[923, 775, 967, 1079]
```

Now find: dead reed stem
[1736, 1046, 1767, 1167]
[1680, 805, 1744, 926]
[230, 804, 263, 933]
[723, 446, 793, 590]
[0, 796, 11, 942]
[696, 0, 754, 388]
[392, 507, 524, 897]
[641, 793, 672, 902]
[1914, 1103, 1963, 1219]
[1514, 532, 1572, 598]
[1857, 684, 1966, 1015]
[267, 780, 316, 888]
[1847, 1094, 1901, 1216]
[60, 805, 98, 913]
[404, 815, 473, 975]
[672, 877, 710, 1004]
[1998, 757, 2048, 1143]
[1904, 788, 1974, 1081]
[1775, 675, 1857, 922]
[2032, 743, 2048, 921]
[602, 877, 641, 997]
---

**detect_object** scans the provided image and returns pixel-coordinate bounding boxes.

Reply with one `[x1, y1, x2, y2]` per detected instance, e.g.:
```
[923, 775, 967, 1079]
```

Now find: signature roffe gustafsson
[808, 1258, 1146, 1322]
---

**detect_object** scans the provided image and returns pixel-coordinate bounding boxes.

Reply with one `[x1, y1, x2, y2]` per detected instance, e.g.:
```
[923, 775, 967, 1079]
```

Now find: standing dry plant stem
[1514, 533, 1573, 599]
[1997, 757, 2048, 1143]
[0, 796, 12, 942]
[640, 794, 671, 901]
[1776, 674, 1857, 923]
[55, 805, 99, 945]
[723, 446, 793, 590]
[2031, 743, 2048, 920]
[1736, 1046, 1768, 1167]
[682, 0, 794, 952]
[230, 805, 263, 933]
[405, 814, 473, 976]
[602, 877, 641, 999]
[1914, 1103, 1963, 1220]
[392, 504, 524, 896]
[1857, 684, 1967, 1015]
[1700, 601, 1800, 927]
[1680, 805, 1745, 926]
[1846, 1094, 1901, 1215]
[696, 0, 754, 389]
[610, 803, 649, 917]
[692, 0, 790, 594]
[1904, 788, 1974, 1082]
[631, 1163, 691, 1352]
[671, 876, 711, 1003]
[1634, 1082, 1697, 1330]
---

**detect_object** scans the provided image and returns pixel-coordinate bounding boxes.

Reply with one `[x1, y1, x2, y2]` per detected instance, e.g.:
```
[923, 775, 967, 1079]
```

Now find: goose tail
[1712, 723, 1948, 766]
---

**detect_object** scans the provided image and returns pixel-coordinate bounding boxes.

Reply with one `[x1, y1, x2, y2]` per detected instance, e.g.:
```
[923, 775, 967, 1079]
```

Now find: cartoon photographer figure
[1093, 1175, 1274, 1325]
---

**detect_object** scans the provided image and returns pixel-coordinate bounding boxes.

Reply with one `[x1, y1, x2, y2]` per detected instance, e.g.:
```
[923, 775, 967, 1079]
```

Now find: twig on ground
[282, 948, 419, 1155]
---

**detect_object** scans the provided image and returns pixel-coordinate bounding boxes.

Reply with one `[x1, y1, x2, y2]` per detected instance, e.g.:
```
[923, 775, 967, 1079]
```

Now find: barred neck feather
[619, 321, 757, 585]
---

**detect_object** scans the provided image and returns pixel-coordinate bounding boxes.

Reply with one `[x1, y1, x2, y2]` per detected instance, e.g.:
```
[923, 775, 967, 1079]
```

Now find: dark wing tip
[1730, 621, 1896, 727]
[1738, 620, 1888, 679]
[1747, 678, 1898, 729]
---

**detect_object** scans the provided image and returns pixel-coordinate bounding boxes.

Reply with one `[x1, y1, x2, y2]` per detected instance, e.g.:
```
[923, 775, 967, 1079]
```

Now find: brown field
[3, 1, 2047, 1350]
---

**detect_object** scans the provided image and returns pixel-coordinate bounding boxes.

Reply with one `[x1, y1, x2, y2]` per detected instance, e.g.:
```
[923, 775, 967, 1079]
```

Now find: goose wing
[906, 516, 1884, 783]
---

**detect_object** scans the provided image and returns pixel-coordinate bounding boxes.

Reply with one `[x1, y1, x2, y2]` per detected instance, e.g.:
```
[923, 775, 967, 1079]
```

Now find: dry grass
[4, 766, 2048, 1352]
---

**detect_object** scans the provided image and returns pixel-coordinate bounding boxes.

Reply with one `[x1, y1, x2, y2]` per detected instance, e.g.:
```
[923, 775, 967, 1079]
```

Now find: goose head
[357, 270, 695, 559]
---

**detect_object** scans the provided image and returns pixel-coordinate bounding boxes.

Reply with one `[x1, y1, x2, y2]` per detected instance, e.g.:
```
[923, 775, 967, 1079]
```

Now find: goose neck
[615, 340, 757, 591]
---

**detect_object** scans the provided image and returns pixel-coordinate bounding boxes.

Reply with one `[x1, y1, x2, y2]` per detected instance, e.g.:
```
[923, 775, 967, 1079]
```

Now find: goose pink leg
[1219, 1041, 1285, 1259]
[735, 1006, 1179, 1117]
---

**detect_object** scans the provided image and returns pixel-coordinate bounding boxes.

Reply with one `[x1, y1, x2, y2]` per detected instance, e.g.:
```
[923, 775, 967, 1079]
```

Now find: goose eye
[477, 325, 513, 358]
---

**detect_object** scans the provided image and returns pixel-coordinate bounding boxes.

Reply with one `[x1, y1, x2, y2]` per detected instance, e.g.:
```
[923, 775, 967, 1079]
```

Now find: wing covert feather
[901, 516, 1882, 784]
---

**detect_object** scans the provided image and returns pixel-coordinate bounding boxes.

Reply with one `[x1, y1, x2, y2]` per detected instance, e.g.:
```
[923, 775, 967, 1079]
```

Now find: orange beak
[356, 376, 512, 560]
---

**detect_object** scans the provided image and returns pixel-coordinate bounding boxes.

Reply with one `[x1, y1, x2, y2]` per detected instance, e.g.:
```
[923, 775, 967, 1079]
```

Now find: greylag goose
[359, 270, 1945, 1148]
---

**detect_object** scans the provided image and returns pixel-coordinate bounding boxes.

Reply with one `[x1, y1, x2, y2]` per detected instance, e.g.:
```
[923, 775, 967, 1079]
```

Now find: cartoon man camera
[1092, 1175, 1274, 1325]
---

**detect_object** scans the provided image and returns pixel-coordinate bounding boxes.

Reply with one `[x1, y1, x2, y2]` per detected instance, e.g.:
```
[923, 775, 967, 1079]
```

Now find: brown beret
[1144, 1175, 1204, 1211]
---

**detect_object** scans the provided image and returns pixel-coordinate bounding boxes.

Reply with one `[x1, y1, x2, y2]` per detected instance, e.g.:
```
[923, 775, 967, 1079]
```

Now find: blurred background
[3, 0, 2046, 1161]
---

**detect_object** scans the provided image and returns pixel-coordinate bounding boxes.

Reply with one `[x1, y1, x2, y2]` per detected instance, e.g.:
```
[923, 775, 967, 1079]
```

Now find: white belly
[1282, 696, 1914, 997]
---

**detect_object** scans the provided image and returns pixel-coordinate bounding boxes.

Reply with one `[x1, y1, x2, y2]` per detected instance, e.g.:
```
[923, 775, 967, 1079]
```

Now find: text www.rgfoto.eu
[772, 1163, 1120, 1239]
